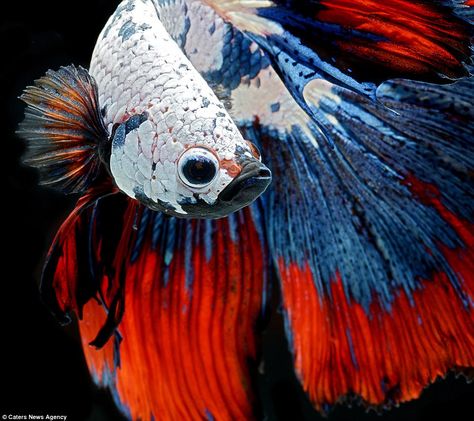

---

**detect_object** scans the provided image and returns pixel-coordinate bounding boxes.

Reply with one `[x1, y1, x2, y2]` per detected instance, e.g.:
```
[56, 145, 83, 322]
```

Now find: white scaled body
[90, 0, 250, 214]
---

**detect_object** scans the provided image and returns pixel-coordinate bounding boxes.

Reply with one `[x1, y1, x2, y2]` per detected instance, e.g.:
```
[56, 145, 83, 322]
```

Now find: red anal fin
[75, 204, 266, 420]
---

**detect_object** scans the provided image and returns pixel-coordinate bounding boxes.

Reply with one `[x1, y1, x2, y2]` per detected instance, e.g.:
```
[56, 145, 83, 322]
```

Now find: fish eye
[178, 147, 219, 189]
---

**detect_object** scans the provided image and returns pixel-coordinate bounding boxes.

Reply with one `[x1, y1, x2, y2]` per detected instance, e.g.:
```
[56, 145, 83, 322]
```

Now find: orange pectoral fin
[18, 65, 109, 194]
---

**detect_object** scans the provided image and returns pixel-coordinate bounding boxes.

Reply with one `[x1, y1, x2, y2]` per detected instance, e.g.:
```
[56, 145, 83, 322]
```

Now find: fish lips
[181, 159, 272, 219]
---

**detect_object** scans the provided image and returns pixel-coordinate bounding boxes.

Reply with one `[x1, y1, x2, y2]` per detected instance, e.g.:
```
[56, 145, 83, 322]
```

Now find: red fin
[18, 65, 109, 193]
[212, 0, 472, 87]
[279, 179, 474, 409]
[315, 0, 472, 81]
[42, 183, 117, 323]
[47, 198, 266, 420]
[80, 300, 117, 387]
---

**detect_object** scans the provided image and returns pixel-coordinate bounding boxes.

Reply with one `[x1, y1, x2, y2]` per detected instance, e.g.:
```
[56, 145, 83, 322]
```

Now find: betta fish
[17, 0, 474, 419]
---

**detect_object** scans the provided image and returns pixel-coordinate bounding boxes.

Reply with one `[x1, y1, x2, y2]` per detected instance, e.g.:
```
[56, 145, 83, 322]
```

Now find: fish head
[109, 104, 271, 219]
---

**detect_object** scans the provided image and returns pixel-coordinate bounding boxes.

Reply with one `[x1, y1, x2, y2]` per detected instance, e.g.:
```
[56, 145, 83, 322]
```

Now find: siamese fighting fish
[18, 0, 474, 419]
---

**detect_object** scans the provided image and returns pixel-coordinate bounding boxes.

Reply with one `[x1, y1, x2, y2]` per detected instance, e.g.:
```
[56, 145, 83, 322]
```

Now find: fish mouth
[219, 160, 272, 203]
[181, 159, 272, 219]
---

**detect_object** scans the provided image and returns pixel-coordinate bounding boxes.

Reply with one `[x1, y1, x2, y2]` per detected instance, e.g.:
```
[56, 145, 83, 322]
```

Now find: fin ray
[42, 194, 267, 420]
[241, 74, 474, 409]
[18, 65, 109, 194]
[207, 0, 473, 103]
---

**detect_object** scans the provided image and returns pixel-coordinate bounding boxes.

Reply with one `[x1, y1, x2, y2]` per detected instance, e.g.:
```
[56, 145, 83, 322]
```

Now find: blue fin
[239, 73, 474, 408]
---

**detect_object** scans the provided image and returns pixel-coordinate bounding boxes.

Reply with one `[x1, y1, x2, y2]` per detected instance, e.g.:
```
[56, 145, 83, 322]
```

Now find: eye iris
[182, 155, 217, 186]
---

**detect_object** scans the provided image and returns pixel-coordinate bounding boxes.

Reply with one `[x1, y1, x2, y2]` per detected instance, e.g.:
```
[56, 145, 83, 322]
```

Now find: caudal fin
[243, 75, 474, 411]
[18, 65, 109, 194]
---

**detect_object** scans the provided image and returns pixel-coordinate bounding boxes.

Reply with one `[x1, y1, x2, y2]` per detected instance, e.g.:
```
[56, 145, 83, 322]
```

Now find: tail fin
[242, 75, 474, 411]
[18, 65, 109, 194]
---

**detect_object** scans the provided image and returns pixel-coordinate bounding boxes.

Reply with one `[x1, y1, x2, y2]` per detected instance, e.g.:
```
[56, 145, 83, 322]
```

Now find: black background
[2, 1, 473, 419]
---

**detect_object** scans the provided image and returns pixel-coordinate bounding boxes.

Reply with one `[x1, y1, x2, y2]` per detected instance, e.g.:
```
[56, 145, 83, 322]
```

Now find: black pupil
[182, 155, 216, 185]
